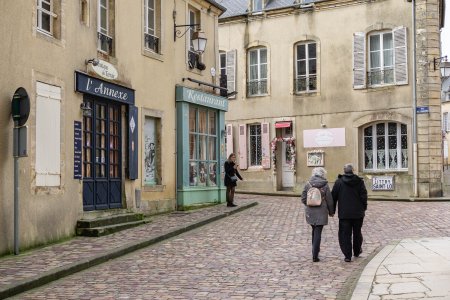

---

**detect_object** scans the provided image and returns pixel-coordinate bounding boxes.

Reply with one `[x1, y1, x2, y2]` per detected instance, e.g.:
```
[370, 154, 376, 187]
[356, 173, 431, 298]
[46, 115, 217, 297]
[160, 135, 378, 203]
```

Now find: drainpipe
[412, 0, 418, 197]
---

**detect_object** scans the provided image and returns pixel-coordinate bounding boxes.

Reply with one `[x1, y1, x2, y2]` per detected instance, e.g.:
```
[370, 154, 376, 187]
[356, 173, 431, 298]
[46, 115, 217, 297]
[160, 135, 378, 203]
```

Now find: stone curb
[0, 202, 258, 299]
[349, 240, 400, 300]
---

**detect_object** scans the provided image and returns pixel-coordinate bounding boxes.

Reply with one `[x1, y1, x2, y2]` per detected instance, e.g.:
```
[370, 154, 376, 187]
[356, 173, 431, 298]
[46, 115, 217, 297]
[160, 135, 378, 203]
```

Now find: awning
[275, 121, 291, 128]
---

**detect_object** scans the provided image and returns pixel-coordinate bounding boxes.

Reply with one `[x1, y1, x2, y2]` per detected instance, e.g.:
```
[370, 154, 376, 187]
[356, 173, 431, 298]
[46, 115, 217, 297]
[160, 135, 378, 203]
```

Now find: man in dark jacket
[331, 163, 368, 262]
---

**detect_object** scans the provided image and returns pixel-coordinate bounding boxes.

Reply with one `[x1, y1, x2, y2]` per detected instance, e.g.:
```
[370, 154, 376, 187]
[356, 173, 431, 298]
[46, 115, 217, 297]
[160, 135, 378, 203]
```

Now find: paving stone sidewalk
[352, 237, 450, 300]
[0, 199, 258, 299]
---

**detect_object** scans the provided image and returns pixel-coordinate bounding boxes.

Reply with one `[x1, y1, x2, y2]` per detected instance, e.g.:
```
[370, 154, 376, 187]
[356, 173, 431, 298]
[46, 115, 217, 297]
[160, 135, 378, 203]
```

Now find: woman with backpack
[301, 167, 335, 262]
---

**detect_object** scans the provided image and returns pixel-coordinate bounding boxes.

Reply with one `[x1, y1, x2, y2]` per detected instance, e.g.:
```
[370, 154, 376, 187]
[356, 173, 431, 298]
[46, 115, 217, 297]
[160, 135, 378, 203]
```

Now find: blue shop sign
[176, 86, 228, 111]
[75, 71, 135, 105]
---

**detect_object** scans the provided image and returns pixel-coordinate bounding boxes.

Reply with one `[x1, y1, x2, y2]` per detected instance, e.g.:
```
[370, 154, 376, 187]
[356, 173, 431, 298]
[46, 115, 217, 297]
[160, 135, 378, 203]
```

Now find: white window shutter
[226, 49, 237, 98]
[226, 124, 234, 159]
[238, 124, 248, 169]
[261, 122, 271, 169]
[393, 26, 408, 85]
[36, 82, 61, 187]
[353, 32, 366, 89]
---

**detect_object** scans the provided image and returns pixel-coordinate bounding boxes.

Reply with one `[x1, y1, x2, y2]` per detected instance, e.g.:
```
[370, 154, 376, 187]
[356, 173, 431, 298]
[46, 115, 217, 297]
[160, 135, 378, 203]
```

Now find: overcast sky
[442, 0, 450, 57]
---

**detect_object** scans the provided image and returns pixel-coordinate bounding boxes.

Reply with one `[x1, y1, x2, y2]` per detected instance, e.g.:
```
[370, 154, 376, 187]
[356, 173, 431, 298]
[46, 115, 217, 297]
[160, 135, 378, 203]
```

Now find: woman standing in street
[301, 167, 335, 262]
[224, 153, 243, 207]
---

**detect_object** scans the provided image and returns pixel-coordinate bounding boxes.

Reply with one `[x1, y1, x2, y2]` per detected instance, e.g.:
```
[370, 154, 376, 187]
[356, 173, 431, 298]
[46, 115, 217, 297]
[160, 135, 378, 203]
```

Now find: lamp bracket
[174, 23, 200, 41]
[433, 56, 448, 70]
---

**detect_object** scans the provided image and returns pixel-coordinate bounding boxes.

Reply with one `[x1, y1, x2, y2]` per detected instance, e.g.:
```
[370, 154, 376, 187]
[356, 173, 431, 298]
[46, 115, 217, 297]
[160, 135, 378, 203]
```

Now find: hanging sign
[91, 59, 118, 80]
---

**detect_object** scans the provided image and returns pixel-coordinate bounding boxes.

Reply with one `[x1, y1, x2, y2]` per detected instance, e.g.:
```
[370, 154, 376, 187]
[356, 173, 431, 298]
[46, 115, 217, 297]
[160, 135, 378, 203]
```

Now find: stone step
[76, 213, 144, 229]
[76, 219, 150, 237]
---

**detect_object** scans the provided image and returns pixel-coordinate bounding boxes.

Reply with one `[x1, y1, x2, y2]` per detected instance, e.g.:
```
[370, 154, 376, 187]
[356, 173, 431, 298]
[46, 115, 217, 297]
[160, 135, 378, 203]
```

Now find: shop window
[97, 0, 115, 55]
[144, 0, 161, 53]
[144, 116, 161, 185]
[249, 124, 262, 166]
[363, 122, 408, 171]
[189, 107, 218, 187]
[36, 82, 61, 187]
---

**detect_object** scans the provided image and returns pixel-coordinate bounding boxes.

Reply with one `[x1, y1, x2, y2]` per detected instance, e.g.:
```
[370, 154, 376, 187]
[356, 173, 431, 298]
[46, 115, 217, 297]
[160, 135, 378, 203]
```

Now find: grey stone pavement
[0, 194, 449, 299]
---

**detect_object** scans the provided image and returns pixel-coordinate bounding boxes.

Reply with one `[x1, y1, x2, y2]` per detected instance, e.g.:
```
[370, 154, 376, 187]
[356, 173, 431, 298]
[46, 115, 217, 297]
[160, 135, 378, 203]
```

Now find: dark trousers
[338, 218, 364, 259]
[311, 225, 323, 259]
[226, 186, 235, 204]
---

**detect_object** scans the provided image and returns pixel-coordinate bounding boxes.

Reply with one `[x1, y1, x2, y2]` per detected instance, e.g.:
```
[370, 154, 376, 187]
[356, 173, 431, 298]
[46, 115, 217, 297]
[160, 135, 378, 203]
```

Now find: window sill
[245, 166, 264, 172]
[142, 48, 164, 62]
[143, 185, 165, 192]
[363, 169, 408, 174]
[36, 29, 64, 48]
[247, 94, 269, 98]
[294, 91, 318, 97]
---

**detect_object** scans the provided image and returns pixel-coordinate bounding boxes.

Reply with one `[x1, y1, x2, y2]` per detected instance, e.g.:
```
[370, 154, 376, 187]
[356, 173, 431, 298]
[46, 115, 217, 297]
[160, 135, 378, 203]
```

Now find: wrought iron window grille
[295, 75, 317, 93]
[367, 68, 394, 86]
[247, 80, 268, 96]
[144, 33, 159, 53]
[97, 32, 113, 55]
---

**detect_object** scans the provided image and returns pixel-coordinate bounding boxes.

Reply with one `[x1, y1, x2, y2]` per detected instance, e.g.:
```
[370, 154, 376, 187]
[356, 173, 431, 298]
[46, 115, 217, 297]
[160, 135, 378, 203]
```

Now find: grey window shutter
[393, 26, 408, 85]
[353, 32, 366, 89]
[226, 49, 237, 98]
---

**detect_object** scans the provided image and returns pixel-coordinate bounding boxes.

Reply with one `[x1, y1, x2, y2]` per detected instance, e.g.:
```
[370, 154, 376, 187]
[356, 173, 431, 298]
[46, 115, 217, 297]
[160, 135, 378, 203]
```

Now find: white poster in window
[144, 117, 156, 184]
[303, 128, 346, 148]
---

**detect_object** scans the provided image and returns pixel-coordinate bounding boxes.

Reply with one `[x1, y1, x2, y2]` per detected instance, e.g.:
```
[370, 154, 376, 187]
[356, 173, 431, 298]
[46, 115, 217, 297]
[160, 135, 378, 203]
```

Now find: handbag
[230, 175, 238, 182]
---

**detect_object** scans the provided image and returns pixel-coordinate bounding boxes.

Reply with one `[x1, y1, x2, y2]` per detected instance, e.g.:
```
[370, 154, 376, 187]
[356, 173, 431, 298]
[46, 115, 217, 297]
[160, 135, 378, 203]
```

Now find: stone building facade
[0, 0, 226, 255]
[218, 0, 445, 198]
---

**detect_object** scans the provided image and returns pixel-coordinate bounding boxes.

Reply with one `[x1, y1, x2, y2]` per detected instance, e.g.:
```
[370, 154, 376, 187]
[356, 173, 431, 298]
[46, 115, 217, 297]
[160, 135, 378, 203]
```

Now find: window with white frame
[353, 27, 407, 89]
[37, 0, 57, 35]
[295, 42, 317, 93]
[443, 112, 449, 132]
[247, 48, 268, 96]
[189, 107, 218, 187]
[187, 7, 200, 69]
[219, 50, 237, 97]
[144, 0, 161, 53]
[249, 124, 262, 166]
[98, 0, 113, 54]
[368, 32, 394, 85]
[363, 122, 408, 171]
[36, 82, 61, 187]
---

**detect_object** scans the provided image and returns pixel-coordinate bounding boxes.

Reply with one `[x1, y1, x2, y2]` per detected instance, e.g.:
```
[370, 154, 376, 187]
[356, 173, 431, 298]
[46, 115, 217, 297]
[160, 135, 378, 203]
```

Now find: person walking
[331, 163, 368, 262]
[224, 153, 243, 207]
[301, 167, 335, 262]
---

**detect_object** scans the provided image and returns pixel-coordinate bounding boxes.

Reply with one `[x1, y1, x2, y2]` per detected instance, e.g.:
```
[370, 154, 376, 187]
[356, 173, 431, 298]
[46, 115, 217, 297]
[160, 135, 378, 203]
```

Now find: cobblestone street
[11, 195, 450, 300]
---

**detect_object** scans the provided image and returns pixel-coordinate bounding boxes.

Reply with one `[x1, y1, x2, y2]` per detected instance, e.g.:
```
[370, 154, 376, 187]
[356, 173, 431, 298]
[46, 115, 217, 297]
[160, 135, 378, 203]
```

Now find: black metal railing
[97, 32, 113, 55]
[188, 50, 199, 69]
[144, 33, 159, 53]
[368, 68, 394, 86]
[247, 80, 268, 96]
[295, 75, 317, 93]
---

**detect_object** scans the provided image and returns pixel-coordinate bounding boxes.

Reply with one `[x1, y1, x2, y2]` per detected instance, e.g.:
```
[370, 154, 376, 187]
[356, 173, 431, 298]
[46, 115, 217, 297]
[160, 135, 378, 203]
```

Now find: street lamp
[191, 30, 207, 54]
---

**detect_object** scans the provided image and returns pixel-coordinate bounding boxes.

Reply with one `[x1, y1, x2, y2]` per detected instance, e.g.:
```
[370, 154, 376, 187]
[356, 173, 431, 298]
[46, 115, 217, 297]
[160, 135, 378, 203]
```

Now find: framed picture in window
[307, 150, 324, 167]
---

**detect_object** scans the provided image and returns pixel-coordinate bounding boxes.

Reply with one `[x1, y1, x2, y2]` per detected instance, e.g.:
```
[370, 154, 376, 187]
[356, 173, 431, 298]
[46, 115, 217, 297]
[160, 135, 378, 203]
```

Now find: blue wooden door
[82, 98, 122, 211]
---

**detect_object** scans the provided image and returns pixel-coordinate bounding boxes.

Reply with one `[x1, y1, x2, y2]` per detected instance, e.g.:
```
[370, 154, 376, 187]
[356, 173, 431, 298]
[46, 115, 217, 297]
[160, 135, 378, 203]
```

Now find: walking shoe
[344, 258, 351, 262]
[354, 249, 363, 257]
[227, 203, 237, 207]
[313, 257, 320, 262]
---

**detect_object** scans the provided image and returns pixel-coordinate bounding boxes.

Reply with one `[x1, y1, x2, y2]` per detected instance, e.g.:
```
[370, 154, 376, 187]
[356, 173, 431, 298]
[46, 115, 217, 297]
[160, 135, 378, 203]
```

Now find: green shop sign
[176, 86, 228, 111]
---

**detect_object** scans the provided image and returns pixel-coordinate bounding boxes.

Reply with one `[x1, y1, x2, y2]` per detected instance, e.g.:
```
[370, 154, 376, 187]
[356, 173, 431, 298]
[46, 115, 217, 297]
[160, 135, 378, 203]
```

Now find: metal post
[13, 122, 19, 255]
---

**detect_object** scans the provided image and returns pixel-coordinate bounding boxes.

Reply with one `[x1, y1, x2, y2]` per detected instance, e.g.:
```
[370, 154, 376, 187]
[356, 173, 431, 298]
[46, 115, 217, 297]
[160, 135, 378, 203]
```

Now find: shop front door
[82, 98, 122, 210]
[281, 142, 294, 188]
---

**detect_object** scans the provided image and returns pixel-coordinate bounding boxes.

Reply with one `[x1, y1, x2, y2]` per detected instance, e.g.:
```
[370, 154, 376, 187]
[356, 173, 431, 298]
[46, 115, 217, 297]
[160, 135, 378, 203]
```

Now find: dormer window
[253, 0, 262, 12]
